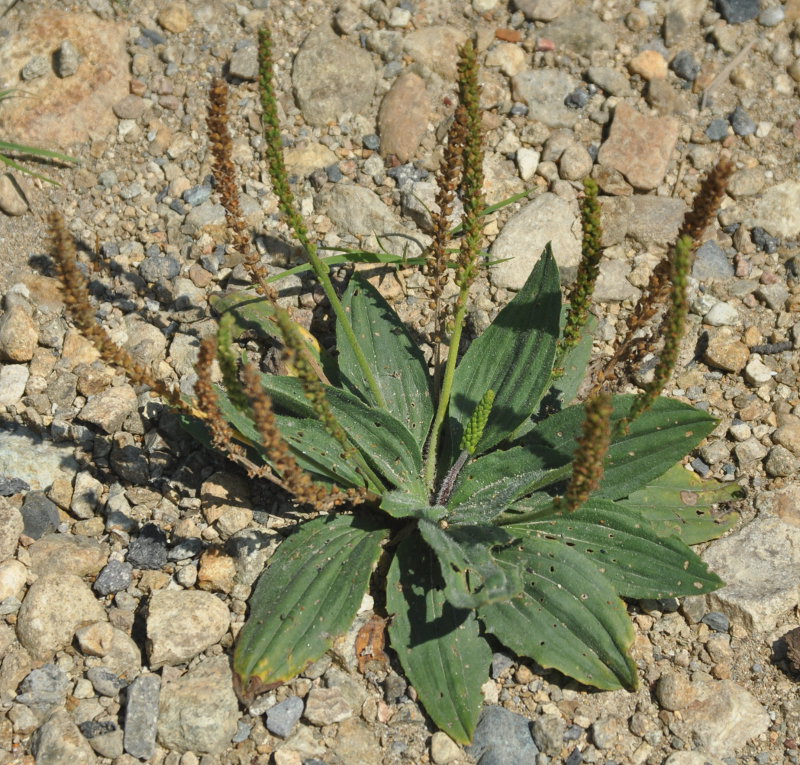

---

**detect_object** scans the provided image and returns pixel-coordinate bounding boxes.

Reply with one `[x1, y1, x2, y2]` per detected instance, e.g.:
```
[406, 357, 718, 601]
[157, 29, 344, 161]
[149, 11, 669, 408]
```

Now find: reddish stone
[495, 28, 522, 42]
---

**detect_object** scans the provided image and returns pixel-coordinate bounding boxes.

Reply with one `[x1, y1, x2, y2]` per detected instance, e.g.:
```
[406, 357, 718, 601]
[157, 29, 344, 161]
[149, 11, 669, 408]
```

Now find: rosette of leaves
[216, 33, 738, 744]
[48, 27, 739, 746]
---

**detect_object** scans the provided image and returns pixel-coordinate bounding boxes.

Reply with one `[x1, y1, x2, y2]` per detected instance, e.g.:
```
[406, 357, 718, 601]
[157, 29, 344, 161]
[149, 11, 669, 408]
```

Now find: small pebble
[701, 612, 731, 633]
[759, 6, 785, 26]
[705, 118, 730, 141]
[671, 50, 700, 81]
[716, 0, 760, 24]
[729, 105, 756, 136]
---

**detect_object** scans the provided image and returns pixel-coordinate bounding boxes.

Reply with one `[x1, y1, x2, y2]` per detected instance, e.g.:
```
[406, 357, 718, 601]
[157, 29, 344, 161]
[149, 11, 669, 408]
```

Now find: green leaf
[380, 491, 446, 522]
[446, 444, 563, 524]
[480, 536, 638, 691]
[339, 274, 433, 448]
[553, 314, 597, 408]
[261, 374, 425, 494]
[386, 535, 491, 744]
[504, 498, 723, 599]
[418, 520, 521, 608]
[520, 395, 717, 500]
[213, 383, 367, 489]
[234, 513, 388, 692]
[447, 245, 561, 461]
[619, 464, 741, 544]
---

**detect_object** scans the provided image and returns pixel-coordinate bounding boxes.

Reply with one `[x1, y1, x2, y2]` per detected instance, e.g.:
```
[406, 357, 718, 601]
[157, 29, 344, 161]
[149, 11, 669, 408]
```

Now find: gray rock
[466, 705, 539, 764]
[139, 253, 180, 283]
[0, 427, 79, 492]
[755, 283, 789, 311]
[127, 522, 167, 569]
[0, 497, 23, 562]
[292, 24, 376, 125]
[540, 11, 615, 55]
[21, 54, 49, 81]
[749, 181, 800, 238]
[586, 66, 632, 96]
[16, 573, 107, 661]
[0, 364, 29, 406]
[594, 258, 640, 302]
[625, 196, 687, 245]
[86, 667, 128, 697]
[20, 492, 61, 539]
[228, 43, 258, 80]
[403, 26, 467, 79]
[110, 432, 150, 485]
[693, 240, 734, 281]
[147, 589, 230, 667]
[78, 384, 137, 434]
[716, 0, 760, 24]
[764, 445, 798, 477]
[16, 663, 70, 710]
[704, 301, 739, 326]
[265, 695, 304, 738]
[123, 673, 160, 760]
[670, 677, 769, 757]
[123, 318, 167, 365]
[182, 201, 226, 234]
[514, 0, 570, 21]
[531, 713, 567, 754]
[490, 192, 581, 289]
[157, 655, 239, 753]
[93, 559, 133, 596]
[168, 332, 200, 377]
[316, 184, 422, 257]
[703, 511, 800, 631]
[655, 670, 696, 711]
[86, 728, 123, 759]
[734, 437, 768, 464]
[30, 709, 96, 765]
[511, 69, 580, 128]
[55, 39, 80, 77]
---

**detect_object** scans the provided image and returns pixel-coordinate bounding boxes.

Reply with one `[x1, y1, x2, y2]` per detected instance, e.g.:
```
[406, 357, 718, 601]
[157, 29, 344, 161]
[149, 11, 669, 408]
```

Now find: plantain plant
[49, 28, 742, 745]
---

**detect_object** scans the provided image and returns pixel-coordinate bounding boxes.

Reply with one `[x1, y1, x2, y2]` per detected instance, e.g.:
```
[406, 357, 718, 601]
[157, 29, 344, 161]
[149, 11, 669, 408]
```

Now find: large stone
[17, 574, 107, 661]
[403, 26, 468, 79]
[0, 364, 29, 407]
[147, 590, 230, 667]
[540, 12, 615, 56]
[78, 384, 137, 434]
[157, 656, 239, 753]
[124, 674, 160, 760]
[597, 103, 679, 190]
[292, 24, 376, 125]
[490, 192, 581, 289]
[511, 69, 580, 128]
[0, 305, 38, 362]
[28, 534, 108, 577]
[284, 142, 338, 178]
[0, 9, 128, 146]
[378, 73, 430, 162]
[703, 512, 800, 632]
[671, 677, 769, 757]
[749, 181, 800, 239]
[30, 709, 96, 765]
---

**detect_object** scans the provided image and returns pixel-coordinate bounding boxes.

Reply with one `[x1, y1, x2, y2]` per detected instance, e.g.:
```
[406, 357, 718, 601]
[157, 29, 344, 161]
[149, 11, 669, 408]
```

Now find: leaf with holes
[502, 498, 723, 599]
[618, 464, 742, 544]
[479, 535, 638, 690]
[234, 513, 389, 696]
[387, 534, 492, 744]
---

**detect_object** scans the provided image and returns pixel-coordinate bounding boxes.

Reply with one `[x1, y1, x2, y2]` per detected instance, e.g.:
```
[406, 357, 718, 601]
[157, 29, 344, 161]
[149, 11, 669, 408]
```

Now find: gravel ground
[0, 0, 798, 763]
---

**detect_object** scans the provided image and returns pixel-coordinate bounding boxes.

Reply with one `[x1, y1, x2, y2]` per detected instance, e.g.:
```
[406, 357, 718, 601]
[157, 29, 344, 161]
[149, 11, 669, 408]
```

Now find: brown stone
[0, 10, 129, 147]
[597, 102, 679, 191]
[0, 305, 38, 362]
[378, 73, 430, 162]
